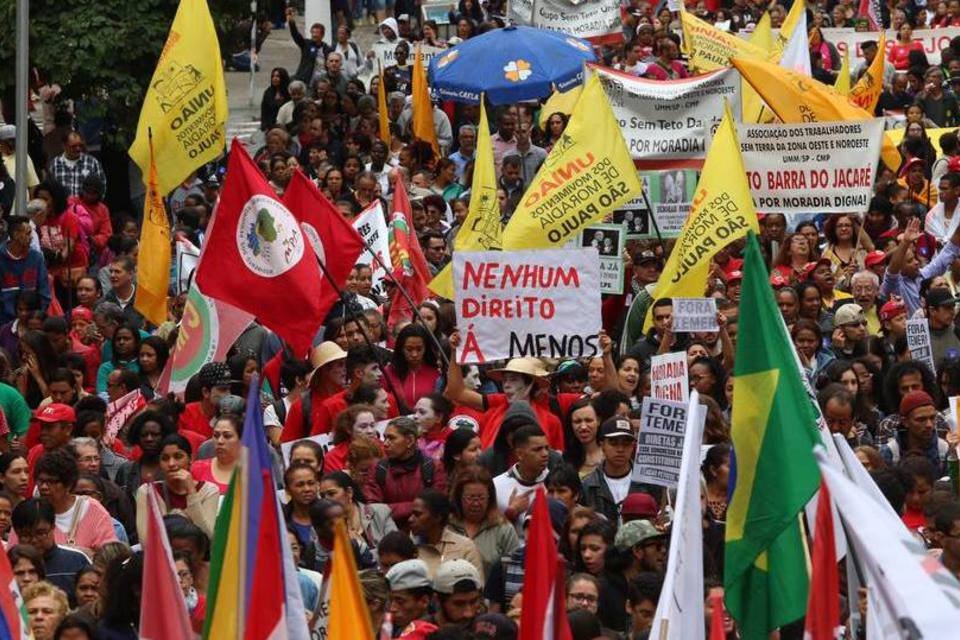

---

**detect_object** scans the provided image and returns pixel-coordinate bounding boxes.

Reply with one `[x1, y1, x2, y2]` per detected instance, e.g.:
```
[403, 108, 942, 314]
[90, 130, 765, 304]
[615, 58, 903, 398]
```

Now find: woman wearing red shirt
[383, 324, 440, 414]
[36, 180, 88, 308]
[888, 23, 925, 70]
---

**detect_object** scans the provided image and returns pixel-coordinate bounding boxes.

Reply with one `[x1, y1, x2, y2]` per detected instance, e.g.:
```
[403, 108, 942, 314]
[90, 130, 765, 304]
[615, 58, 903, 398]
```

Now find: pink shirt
[9, 496, 117, 552]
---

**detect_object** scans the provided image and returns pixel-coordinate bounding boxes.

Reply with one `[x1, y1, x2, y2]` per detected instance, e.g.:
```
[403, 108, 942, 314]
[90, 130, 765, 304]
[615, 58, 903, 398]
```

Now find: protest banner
[820, 27, 959, 65]
[352, 201, 392, 299]
[581, 224, 624, 294]
[613, 170, 698, 239]
[906, 318, 937, 374]
[370, 42, 443, 73]
[453, 248, 602, 363]
[590, 65, 741, 169]
[673, 298, 719, 333]
[737, 119, 884, 214]
[509, 0, 624, 44]
[281, 433, 333, 466]
[680, 10, 772, 72]
[633, 397, 696, 488]
[650, 351, 689, 403]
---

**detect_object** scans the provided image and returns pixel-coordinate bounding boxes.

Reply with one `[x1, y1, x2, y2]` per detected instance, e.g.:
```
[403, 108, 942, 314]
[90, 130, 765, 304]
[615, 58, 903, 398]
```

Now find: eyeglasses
[462, 493, 489, 504]
[569, 593, 599, 604]
[842, 321, 866, 327]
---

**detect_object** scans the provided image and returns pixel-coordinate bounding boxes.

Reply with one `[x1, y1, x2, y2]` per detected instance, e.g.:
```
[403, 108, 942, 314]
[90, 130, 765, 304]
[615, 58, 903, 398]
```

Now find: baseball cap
[769, 272, 788, 288]
[726, 270, 743, 283]
[926, 288, 959, 308]
[833, 303, 865, 328]
[614, 519, 666, 551]
[554, 360, 586, 380]
[36, 403, 76, 424]
[899, 390, 934, 417]
[0, 125, 15, 141]
[880, 298, 906, 321]
[864, 250, 886, 268]
[621, 492, 659, 520]
[634, 250, 659, 265]
[598, 416, 636, 440]
[398, 13, 410, 21]
[197, 362, 232, 389]
[203, 176, 220, 188]
[899, 157, 924, 178]
[433, 559, 482, 594]
[949, 156, 960, 175]
[802, 257, 833, 280]
[386, 559, 432, 591]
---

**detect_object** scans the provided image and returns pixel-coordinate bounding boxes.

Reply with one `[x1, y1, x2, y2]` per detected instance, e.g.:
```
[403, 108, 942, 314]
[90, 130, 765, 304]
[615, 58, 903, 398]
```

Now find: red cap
[802, 257, 833, 280]
[727, 270, 743, 283]
[70, 307, 93, 322]
[35, 403, 76, 424]
[899, 390, 934, 417]
[880, 298, 906, 321]
[948, 156, 960, 174]
[864, 250, 887, 268]
[898, 156, 924, 178]
[769, 272, 788, 288]
[621, 492, 659, 518]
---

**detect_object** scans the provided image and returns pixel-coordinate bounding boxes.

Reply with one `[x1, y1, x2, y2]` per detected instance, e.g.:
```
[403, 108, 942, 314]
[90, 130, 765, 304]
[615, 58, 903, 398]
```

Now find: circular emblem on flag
[301, 222, 327, 266]
[236, 195, 304, 277]
[169, 287, 218, 388]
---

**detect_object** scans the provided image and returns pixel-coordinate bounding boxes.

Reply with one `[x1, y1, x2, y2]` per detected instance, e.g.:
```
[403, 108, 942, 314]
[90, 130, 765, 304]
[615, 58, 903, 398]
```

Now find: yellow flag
[412, 44, 440, 155]
[129, 0, 227, 196]
[644, 102, 759, 331]
[835, 48, 851, 96]
[742, 13, 776, 123]
[732, 56, 901, 170]
[134, 137, 171, 327]
[777, 0, 806, 52]
[680, 10, 771, 73]
[538, 86, 582, 128]
[328, 520, 374, 640]
[501, 74, 642, 250]
[429, 100, 501, 299]
[377, 63, 390, 142]
[849, 33, 886, 113]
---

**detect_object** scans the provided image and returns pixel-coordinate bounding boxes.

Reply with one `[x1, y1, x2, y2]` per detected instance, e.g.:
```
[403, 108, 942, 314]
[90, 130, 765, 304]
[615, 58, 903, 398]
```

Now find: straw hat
[487, 357, 550, 386]
[307, 341, 347, 383]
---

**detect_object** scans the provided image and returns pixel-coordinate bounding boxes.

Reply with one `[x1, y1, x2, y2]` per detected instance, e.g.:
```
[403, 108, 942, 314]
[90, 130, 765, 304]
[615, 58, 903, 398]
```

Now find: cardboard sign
[370, 42, 443, 74]
[633, 397, 690, 488]
[590, 66, 741, 169]
[737, 119, 884, 213]
[906, 318, 937, 374]
[280, 433, 333, 466]
[672, 298, 718, 333]
[581, 224, 625, 294]
[352, 201, 392, 299]
[509, 0, 624, 44]
[453, 248, 602, 363]
[650, 351, 689, 403]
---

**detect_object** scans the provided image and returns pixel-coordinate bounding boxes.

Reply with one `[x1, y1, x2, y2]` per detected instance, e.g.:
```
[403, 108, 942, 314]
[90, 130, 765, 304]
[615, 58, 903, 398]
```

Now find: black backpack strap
[421, 457, 434, 488]
[300, 390, 313, 439]
[375, 460, 389, 488]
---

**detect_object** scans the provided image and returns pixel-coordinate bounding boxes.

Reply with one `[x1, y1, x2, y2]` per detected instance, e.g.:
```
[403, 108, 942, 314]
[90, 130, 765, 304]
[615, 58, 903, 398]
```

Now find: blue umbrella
[428, 26, 596, 104]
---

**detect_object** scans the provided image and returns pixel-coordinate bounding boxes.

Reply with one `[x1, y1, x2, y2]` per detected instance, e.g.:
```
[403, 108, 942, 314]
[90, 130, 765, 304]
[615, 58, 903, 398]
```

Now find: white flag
[817, 451, 960, 638]
[352, 200, 392, 299]
[175, 236, 201, 295]
[648, 391, 705, 640]
[780, 4, 812, 76]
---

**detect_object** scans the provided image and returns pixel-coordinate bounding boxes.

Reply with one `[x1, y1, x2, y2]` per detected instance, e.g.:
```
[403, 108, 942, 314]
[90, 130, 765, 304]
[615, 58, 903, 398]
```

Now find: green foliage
[0, 0, 248, 148]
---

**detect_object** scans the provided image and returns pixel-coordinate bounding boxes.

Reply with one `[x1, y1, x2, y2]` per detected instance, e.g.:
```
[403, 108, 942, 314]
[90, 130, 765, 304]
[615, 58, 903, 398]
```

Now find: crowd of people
[5, 0, 960, 639]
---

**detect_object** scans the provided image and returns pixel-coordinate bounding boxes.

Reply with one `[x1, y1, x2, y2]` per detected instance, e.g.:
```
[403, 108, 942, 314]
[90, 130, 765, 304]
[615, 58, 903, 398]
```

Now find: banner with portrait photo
[581, 224, 625, 294]
[613, 170, 698, 239]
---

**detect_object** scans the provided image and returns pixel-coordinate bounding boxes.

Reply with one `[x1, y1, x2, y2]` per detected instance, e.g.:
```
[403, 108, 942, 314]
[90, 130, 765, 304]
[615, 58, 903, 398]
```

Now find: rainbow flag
[203, 375, 309, 640]
[0, 543, 28, 640]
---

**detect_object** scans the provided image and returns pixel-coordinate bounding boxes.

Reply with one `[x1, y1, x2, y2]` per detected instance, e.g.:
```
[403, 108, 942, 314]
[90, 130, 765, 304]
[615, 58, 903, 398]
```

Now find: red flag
[519, 488, 572, 640]
[195, 139, 326, 355]
[709, 591, 726, 640]
[140, 488, 194, 640]
[857, 0, 882, 30]
[386, 179, 432, 333]
[282, 170, 366, 312]
[804, 480, 842, 640]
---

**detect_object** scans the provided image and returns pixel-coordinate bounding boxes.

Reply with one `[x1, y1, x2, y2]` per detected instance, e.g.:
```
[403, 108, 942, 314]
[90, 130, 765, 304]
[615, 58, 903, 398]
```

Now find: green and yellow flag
[429, 99, 501, 299]
[643, 101, 758, 330]
[725, 231, 821, 639]
[129, 0, 228, 196]
[134, 137, 171, 327]
[502, 73, 641, 250]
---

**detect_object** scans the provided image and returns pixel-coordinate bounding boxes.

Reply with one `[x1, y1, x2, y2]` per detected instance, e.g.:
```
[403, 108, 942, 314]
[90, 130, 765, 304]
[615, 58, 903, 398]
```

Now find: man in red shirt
[178, 362, 233, 439]
[27, 403, 75, 488]
[281, 342, 347, 443]
[314, 345, 399, 435]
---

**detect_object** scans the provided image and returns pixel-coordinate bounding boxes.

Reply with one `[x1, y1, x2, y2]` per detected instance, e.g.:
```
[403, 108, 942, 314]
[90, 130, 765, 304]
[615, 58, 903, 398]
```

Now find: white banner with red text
[589, 65, 741, 169]
[453, 248, 602, 363]
[736, 119, 884, 214]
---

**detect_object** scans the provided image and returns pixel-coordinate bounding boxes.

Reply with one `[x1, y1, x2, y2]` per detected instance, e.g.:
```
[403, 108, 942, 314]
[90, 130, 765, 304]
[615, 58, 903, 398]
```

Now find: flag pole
[640, 188, 666, 253]
[357, 238, 451, 369]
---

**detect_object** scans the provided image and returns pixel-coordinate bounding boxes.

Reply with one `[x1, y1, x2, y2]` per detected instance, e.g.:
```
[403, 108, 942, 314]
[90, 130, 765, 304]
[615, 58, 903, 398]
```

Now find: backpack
[375, 456, 435, 489]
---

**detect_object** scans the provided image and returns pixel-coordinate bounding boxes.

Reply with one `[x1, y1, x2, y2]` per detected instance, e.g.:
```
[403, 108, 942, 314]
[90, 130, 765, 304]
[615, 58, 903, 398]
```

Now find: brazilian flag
[725, 231, 821, 638]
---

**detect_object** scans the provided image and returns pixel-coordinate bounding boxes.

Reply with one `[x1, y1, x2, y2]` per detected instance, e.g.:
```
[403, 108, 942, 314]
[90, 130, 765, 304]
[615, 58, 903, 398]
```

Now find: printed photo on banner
[589, 65, 741, 168]
[736, 119, 884, 214]
[452, 248, 602, 363]
[581, 224, 625, 294]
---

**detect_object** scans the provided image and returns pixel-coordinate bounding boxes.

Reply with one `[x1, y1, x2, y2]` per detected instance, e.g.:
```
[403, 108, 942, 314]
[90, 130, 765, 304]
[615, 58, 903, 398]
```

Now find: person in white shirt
[492, 425, 551, 523]
[926, 173, 960, 244]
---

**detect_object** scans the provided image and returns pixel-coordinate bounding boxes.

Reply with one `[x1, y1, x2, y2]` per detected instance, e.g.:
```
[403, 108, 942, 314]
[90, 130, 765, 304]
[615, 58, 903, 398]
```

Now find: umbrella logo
[437, 50, 459, 68]
[503, 60, 533, 82]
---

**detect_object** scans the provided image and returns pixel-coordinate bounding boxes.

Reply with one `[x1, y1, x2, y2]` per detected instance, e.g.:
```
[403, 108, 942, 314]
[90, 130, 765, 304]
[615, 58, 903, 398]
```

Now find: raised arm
[886, 217, 921, 276]
[443, 331, 484, 410]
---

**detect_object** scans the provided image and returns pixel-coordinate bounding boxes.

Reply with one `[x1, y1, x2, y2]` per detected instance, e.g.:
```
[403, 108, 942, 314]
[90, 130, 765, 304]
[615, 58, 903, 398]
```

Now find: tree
[0, 0, 249, 149]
